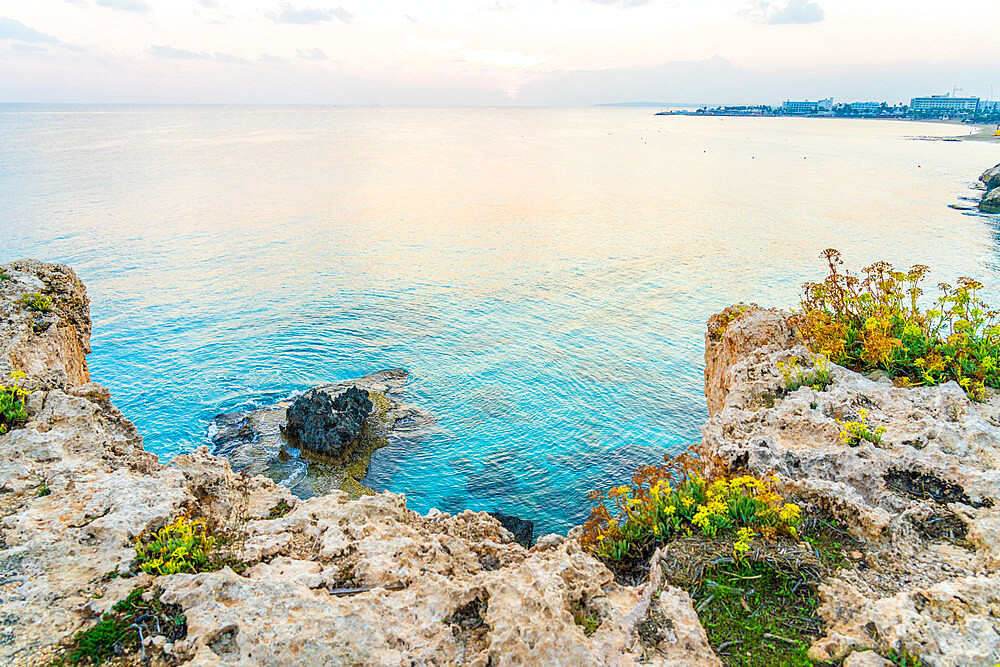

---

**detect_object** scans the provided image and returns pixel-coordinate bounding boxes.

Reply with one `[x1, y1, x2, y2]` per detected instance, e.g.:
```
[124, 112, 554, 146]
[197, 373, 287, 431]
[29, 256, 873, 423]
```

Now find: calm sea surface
[2, 106, 999, 533]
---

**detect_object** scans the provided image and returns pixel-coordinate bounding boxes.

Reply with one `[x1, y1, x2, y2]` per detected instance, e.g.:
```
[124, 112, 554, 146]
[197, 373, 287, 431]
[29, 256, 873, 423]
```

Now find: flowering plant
[798, 249, 999, 401]
[136, 516, 215, 575]
[580, 456, 801, 563]
[0, 372, 30, 435]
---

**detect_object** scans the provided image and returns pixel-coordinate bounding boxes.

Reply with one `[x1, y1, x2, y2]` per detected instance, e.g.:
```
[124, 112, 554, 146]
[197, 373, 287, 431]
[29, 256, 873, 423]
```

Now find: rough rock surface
[981, 162, 1000, 191]
[211, 369, 427, 498]
[285, 384, 374, 456]
[702, 306, 1000, 665]
[980, 187, 1000, 213]
[0, 259, 718, 667]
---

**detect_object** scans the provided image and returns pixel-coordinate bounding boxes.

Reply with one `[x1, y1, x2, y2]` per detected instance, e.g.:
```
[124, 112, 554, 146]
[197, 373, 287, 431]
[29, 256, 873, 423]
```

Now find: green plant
[36, 484, 51, 497]
[573, 610, 600, 637]
[837, 408, 885, 447]
[267, 499, 294, 519]
[886, 648, 924, 667]
[693, 559, 816, 667]
[0, 271, 11, 281]
[0, 372, 30, 435]
[709, 303, 760, 341]
[57, 587, 186, 665]
[776, 355, 832, 393]
[798, 249, 999, 401]
[20, 292, 53, 313]
[580, 455, 801, 564]
[135, 516, 215, 575]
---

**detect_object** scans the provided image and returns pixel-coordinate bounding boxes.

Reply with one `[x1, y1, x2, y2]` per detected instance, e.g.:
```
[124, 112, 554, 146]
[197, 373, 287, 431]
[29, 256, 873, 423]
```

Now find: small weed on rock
[20, 292, 53, 313]
[52, 587, 185, 666]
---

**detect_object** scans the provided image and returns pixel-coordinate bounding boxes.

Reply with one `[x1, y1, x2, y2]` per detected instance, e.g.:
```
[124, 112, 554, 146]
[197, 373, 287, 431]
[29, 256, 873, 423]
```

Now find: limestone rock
[704, 305, 800, 417]
[844, 651, 893, 667]
[702, 306, 1000, 665]
[0, 260, 718, 666]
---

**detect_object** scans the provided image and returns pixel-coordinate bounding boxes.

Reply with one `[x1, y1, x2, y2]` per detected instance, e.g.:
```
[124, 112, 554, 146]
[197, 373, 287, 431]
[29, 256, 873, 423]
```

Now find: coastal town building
[909, 94, 980, 115]
[979, 100, 1000, 114]
[782, 98, 834, 115]
[849, 102, 881, 113]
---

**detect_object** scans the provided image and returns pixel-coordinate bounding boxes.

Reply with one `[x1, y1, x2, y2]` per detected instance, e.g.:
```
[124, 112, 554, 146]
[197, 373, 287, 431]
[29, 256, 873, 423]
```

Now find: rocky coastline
[977, 162, 1000, 213]
[1, 259, 998, 665]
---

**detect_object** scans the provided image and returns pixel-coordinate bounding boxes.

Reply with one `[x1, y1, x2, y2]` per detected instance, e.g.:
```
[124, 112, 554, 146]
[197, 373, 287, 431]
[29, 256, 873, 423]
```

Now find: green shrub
[776, 355, 833, 393]
[0, 271, 11, 281]
[709, 303, 759, 341]
[58, 587, 186, 665]
[798, 249, 999, 401]
[20, 292, 53, 313]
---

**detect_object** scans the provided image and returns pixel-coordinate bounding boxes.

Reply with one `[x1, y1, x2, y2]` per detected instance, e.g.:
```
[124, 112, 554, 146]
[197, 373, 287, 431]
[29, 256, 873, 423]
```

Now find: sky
[0, 0, 998, 105]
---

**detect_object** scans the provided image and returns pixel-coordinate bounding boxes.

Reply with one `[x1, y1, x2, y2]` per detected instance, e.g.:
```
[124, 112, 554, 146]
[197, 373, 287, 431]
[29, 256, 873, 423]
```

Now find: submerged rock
[980, 187, 1000, 213]
[489, 511, 535, 548]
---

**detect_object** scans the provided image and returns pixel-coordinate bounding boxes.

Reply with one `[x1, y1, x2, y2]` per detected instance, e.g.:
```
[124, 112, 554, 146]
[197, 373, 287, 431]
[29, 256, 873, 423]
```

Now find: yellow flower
[10, 371, 26, 380]
[664, 505, 676, 516]
[779, 503, 801, 522]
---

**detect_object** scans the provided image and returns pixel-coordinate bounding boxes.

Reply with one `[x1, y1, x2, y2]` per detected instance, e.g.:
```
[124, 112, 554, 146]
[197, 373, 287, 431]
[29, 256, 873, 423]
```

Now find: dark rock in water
[489, 511, 534, 548]
[211, 369, 432, 499]
[981, 163, 1000, 191]
[980, 187, 1000, 214]
[284, 385, 374, 457]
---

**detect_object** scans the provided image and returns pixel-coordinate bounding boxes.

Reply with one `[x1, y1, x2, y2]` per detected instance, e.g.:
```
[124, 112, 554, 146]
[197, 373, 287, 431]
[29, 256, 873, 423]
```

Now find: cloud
[96, 0, 151, 12]
[149, 44, 206, 59]
[0, 17, 62, 43]
[297, 47, 328, 60]
[584, 0, 653, 7]
[149, 44, 245, 62]
[0, 17, 82, 50]
[269, 3, 354, 24]
[481, 2, 516, 11]
[461, 48, 552, 70]
[745, 0, 824, 25]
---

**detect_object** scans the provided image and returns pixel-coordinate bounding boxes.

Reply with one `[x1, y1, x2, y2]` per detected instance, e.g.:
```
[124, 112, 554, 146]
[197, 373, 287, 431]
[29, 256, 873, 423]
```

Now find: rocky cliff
[2, 260, 998, 666]
[703, 306, 1000, 665]
[0, 261, 718, 666]
[979, 162, 1000, 213]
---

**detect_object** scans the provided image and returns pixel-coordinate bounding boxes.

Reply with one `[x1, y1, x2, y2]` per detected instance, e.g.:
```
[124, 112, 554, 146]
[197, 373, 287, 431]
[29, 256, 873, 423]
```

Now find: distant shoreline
[653, 111, 1000, 142]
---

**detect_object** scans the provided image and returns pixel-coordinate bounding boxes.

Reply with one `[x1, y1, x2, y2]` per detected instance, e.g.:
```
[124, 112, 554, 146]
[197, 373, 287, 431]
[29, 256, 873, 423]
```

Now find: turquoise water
[2, 106, 999, 534]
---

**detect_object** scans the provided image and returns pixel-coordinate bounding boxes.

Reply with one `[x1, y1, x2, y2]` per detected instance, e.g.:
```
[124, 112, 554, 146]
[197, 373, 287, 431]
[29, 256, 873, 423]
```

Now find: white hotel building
[909, 95, 980, 115]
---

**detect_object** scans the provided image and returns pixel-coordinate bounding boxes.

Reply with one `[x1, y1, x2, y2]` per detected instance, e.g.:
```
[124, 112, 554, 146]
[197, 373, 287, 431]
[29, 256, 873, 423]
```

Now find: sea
[2, 106, 999, 534]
